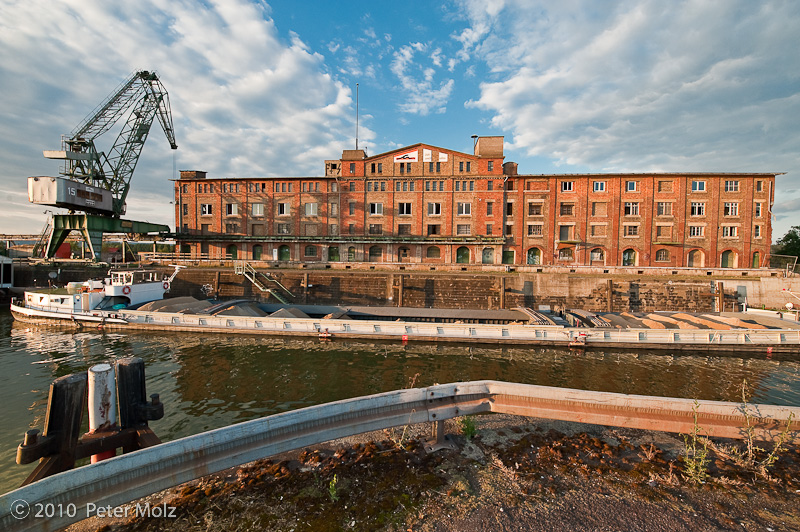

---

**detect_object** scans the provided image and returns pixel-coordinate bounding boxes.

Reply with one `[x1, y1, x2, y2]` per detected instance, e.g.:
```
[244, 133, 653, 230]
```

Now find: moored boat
[10, 266, 183, 326]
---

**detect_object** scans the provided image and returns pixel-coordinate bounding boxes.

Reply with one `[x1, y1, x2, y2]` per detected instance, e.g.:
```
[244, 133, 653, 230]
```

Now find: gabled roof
[364, 143, 477, 161]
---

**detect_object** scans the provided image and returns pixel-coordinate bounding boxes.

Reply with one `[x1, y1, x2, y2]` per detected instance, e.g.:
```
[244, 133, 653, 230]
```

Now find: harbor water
[1, 309, 799, 495]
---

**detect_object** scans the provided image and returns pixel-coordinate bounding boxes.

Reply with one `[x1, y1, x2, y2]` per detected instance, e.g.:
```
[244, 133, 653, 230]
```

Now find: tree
[776, 226, 800, 258]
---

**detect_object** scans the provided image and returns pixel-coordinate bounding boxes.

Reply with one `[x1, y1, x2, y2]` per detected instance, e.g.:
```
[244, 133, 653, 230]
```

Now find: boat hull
[10, 302, 128, 327]
[10, 301, 800, 354]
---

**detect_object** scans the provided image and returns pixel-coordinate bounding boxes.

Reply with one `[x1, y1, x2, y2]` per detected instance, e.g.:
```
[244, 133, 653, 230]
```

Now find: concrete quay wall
[10, 264, 800, 312]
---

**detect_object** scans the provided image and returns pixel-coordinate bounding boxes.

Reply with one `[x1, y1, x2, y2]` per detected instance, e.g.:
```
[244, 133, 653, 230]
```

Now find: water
[2, 308, 799, 494]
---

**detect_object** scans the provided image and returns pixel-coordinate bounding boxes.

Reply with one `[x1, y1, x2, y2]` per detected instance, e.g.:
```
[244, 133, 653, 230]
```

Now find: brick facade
[174, 136, 776, 268]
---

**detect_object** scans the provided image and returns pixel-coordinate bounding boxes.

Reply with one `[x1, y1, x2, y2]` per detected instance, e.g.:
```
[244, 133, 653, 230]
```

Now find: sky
[0, 0, 798, 241]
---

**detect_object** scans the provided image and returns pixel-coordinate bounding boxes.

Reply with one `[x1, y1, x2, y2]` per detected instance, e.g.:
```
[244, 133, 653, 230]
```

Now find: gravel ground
[66, 415, 800, 532]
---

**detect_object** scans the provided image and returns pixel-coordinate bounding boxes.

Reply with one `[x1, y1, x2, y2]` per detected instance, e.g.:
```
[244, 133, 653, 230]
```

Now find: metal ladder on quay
[234, 261, 294, 304]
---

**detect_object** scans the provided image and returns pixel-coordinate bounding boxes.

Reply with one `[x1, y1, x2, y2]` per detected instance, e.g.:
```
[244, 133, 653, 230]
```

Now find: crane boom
[54, 70, 178, 216]
[29, 70, 178, 261]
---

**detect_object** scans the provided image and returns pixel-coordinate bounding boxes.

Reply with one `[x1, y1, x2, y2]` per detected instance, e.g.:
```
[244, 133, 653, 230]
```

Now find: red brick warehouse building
[173, 136, 778, 268]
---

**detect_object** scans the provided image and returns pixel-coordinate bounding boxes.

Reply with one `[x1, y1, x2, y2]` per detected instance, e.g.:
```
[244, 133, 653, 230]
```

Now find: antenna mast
[355, 83, 359, 150]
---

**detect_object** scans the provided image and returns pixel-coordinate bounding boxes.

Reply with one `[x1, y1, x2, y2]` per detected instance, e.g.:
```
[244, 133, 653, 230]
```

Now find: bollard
[88, 364, 117, 463]
[17, 373, 87, 485]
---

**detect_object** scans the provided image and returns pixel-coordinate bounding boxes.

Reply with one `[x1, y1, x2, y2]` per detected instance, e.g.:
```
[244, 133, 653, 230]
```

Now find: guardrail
[2, 380, 800, 531]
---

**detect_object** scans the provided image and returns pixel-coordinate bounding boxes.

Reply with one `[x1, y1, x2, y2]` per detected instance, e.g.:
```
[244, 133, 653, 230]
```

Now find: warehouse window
[624, 225, 639, 236]
[724, 202, 739, 216]
[689, 226, 704, 237]
[624, 202, 639, 216]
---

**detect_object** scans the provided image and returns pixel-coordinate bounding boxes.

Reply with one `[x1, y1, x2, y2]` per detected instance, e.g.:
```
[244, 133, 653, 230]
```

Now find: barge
[10, 268, 800, 352]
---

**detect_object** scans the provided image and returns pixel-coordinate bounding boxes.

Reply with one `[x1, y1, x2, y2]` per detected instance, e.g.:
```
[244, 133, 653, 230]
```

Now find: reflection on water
[1, 310, 799, 494]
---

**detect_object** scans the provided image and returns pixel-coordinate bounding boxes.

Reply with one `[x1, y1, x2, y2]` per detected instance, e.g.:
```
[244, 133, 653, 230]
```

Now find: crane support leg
[45, 214, 169, 261]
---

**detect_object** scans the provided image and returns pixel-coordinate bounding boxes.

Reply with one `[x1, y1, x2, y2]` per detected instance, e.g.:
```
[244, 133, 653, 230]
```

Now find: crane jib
[29, 70, 177, 261]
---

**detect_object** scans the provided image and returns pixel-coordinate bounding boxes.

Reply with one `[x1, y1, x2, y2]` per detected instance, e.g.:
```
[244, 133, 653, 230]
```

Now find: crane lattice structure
[30, 70, 178, 261]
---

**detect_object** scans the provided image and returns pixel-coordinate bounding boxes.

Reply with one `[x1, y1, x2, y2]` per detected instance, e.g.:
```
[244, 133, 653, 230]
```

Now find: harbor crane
[29, 70, 178, 261]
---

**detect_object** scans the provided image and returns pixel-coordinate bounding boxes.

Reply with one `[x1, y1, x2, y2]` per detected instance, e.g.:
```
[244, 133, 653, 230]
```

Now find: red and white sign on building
[393, 150, 418, 162]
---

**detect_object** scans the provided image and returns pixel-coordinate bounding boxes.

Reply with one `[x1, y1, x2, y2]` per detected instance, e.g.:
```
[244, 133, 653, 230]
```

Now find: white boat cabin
[24, 269, 168, 313]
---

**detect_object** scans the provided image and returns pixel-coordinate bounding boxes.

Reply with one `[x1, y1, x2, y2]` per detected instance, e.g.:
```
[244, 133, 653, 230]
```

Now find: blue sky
[1, 0, 799, 240]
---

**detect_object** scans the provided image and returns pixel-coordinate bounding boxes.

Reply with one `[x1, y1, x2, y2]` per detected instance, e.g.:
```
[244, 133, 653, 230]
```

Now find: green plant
[760, 412, 795, 476]
[459, 415, 477, 440]
[681, 400, 710, 483]
[740, 379, 763, 463]
[709, 380, 795, 479]
[328, 474, 339, 502]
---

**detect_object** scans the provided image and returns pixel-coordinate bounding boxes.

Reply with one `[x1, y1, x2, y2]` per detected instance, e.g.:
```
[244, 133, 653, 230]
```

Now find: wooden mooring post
[15, 357, 164, 486]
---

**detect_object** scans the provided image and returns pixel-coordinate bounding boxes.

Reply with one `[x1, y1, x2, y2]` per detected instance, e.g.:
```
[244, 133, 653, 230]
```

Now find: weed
[759, 412, 795, 477]
[681, 400, 710, 483]
[721, 380, 795, 477]
[387, 373, 421, 449]
[639, 443, 659, 462]
[328, 474, 339, 502]
[459, 416, 477, 440]
[648, 461, 679, 487]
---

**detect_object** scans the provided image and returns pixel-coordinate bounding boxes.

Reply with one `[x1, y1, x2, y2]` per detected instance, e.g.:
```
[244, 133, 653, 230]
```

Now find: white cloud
[0, 0, 359, 232]
[391, 43, 455, 115]
[459, 0, 800, 237]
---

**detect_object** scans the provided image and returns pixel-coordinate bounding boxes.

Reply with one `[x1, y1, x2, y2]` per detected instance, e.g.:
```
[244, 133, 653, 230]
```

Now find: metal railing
[2, 380, 800, 531]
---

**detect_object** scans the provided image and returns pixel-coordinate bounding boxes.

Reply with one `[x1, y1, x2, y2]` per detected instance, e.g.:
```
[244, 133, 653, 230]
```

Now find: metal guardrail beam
[2, 380, 799, 531]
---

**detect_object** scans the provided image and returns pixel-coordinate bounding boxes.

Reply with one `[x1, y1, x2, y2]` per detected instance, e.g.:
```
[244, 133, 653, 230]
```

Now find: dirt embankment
[71, 416, 800, 532]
